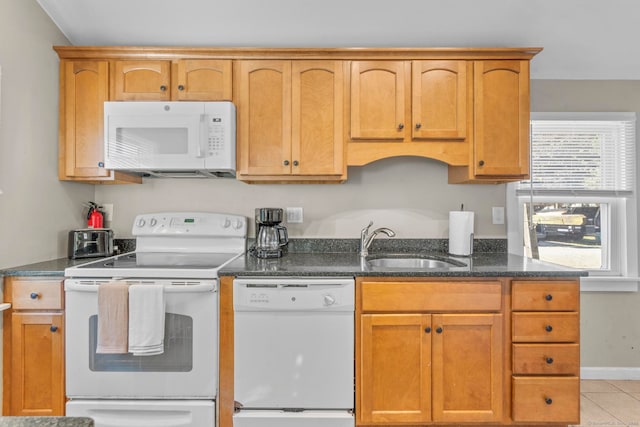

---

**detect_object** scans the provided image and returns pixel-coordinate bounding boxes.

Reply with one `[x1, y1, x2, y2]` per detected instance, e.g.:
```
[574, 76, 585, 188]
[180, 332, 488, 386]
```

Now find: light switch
[492, 207, 505, 225]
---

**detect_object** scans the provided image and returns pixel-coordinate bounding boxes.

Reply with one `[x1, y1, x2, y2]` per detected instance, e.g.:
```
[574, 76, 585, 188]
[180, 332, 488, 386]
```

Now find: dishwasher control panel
[233, 278, 354, 312]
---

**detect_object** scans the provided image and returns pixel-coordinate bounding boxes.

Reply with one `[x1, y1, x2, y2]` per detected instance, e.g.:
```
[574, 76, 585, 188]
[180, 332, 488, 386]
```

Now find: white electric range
[64, 212, 247, 427]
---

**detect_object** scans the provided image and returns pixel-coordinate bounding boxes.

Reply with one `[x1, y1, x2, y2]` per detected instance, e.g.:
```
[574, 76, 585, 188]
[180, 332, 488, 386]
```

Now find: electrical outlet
[286, 207, 303, 224]
[492, 206, 505, 225]
[102, 203, 114, 222]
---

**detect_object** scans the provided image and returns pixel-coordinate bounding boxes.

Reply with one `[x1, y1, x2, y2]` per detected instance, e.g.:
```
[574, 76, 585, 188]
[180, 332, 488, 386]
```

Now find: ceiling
[36, 0, 640, 80]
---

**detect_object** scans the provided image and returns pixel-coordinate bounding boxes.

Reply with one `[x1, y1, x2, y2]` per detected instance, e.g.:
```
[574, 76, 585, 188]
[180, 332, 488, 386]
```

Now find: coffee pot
[254, 208, 289, 258]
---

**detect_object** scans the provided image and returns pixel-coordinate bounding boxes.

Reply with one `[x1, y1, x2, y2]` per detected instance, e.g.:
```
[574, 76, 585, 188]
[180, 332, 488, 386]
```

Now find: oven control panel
[132, 212, 247, 237]
[233, 278, 355, 312]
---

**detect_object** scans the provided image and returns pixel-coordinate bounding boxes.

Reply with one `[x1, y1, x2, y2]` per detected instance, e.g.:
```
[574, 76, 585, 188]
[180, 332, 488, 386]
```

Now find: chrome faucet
[359, 221, 396, 257]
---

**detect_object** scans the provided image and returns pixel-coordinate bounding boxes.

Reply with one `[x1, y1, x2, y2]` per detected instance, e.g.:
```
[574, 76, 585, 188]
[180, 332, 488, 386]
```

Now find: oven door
[65, 279, 217, 399]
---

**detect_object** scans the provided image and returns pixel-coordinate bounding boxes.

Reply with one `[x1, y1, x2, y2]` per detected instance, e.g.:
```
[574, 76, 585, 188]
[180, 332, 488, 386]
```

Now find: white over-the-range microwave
[104, 101, 236, 178]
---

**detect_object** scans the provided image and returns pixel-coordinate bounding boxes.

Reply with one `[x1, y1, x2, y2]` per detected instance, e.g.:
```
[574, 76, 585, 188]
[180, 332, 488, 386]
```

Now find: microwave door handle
[197, 114, 208, 158]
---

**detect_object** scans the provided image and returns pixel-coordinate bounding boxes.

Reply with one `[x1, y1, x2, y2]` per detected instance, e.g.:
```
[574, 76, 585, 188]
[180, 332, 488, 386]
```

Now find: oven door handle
[64, 281, 216, 293]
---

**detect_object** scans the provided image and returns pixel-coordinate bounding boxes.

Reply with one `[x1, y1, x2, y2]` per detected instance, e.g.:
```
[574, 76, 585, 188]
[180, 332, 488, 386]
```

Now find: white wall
[0, 0, 93, 269]
[531, 79, 640, 369]
[95, 157, 507, 240]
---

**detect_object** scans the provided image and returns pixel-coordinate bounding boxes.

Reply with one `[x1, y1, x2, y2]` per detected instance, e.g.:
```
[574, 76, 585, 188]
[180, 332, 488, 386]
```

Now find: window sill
[580, 276, 639, 292]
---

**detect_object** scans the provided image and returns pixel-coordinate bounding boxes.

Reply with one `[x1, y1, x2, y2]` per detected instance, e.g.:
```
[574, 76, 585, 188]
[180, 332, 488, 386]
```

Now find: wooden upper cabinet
[412, 60, 470, 140]
[347, 60, 471, 168]
[237, 60, 292, 176]
[53, 47, 539, 185]
[112, 59, 232, 101]
[236, 60, 345, 181]
[473, 60, 530, 177]
[291, 61, 344, 176]
[62, 60, 110, 179]
[112, 60, 172, 101]
[174, 59, 232, 101]
[59, 60, 140, 183]
[350, 60, 469, 141]
[350, 61, 408, 140]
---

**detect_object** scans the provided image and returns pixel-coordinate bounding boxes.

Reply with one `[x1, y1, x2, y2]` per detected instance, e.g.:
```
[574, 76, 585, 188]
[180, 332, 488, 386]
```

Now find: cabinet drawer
[513, 344, 579, 375]
[512, 312, 578, 343]
[11, 280, 64, 310]
[361, 281, 502, 312]
[512, 281, 579, 311]
[512, 376, 580, 423]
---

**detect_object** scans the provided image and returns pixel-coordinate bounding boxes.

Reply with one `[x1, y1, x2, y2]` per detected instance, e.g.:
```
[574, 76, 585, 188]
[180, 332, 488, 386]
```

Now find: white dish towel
[128, 284, 165, 356]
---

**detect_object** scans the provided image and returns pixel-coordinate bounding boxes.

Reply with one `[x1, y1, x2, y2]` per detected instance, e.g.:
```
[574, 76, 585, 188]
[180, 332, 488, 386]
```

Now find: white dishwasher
[233, 277, 355, 427]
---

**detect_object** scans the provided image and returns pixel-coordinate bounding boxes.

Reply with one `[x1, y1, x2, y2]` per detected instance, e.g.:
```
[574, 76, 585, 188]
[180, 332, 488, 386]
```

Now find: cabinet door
[431, 313, 503, 422]
[112, 60, 171, 101]
[236, 60, 292, 176]
[62, 61, 111, 179]
[350, 61, 409, 140]
[291, 61, 344, 176]
[474, 60, 530, 177]
[11, 312, 64, 416]
[360, 314, 431, 424]
[174, 59, 232, 101]
[412, 60, 469, 140]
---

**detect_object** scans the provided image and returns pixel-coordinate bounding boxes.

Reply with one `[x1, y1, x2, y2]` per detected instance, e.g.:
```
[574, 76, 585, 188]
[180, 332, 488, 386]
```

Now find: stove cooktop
[65, 251, 243, 279]
[65, 212, 247, 279]
[79, 251, 238, 270]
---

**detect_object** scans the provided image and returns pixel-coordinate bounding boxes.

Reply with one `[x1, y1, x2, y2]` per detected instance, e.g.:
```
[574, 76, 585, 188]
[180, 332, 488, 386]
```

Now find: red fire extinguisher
[87, 202, 104, 229]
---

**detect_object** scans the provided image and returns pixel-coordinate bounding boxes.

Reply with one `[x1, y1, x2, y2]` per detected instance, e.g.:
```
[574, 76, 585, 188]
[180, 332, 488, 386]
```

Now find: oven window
[88, 313, 193, 372]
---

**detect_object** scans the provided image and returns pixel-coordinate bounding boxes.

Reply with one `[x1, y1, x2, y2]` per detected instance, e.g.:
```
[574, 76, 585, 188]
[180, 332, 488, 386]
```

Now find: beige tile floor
[573, 380, 640, 427]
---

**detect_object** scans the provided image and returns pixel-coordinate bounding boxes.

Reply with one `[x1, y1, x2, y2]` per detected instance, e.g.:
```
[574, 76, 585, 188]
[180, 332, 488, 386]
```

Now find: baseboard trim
[581, 367, 640, 380]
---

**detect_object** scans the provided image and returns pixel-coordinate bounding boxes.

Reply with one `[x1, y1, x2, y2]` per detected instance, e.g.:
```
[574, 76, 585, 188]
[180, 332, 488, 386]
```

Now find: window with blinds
[509, 112, 637, 275]
[518, 112, 636, 194]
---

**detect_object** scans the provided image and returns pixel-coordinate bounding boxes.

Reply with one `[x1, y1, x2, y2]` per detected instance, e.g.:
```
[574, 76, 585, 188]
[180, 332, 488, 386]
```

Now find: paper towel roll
[449, 211, 475, 256]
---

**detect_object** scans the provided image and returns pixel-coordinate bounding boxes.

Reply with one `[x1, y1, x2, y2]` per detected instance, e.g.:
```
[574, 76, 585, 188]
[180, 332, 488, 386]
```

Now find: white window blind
[519, 113, 636, 194]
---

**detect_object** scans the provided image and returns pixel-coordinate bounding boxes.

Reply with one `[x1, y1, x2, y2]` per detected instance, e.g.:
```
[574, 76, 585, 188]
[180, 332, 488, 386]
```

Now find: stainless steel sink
[365, 255, 466, 269]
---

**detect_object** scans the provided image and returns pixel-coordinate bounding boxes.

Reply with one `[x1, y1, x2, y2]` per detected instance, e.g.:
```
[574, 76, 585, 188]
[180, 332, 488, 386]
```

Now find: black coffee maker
[254, 208, 289, 258]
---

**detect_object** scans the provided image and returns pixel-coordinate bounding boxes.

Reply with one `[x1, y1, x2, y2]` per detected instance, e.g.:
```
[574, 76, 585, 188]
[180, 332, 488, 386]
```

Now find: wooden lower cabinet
[9, 313, 65, 416]
[512, 376, 580, 423]
[356, 276, 581, 427]
[360, 314, 431, 424]
[357, 278, 505, 425]
[431, 313, 503, 422]
[2, 277, 65, 416]
[510, 279, 581, 425]
[360, 312, 503, 424]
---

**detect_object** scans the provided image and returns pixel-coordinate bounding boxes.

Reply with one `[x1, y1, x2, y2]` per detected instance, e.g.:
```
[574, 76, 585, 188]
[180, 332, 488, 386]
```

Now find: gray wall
[0, 0, 92, 269]
[532, 80, 640, 368]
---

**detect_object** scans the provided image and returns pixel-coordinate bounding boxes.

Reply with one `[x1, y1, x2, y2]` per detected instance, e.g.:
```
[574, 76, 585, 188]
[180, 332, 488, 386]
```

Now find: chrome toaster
[68, 229, 114, 259]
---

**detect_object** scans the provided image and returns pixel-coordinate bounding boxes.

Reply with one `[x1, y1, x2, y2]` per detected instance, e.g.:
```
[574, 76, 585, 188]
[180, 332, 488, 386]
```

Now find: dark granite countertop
[1, 239, 587, 279]
[0, 417, 93, 427]
[0, 257, 98, 277]
[221, 251, 587, 278]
